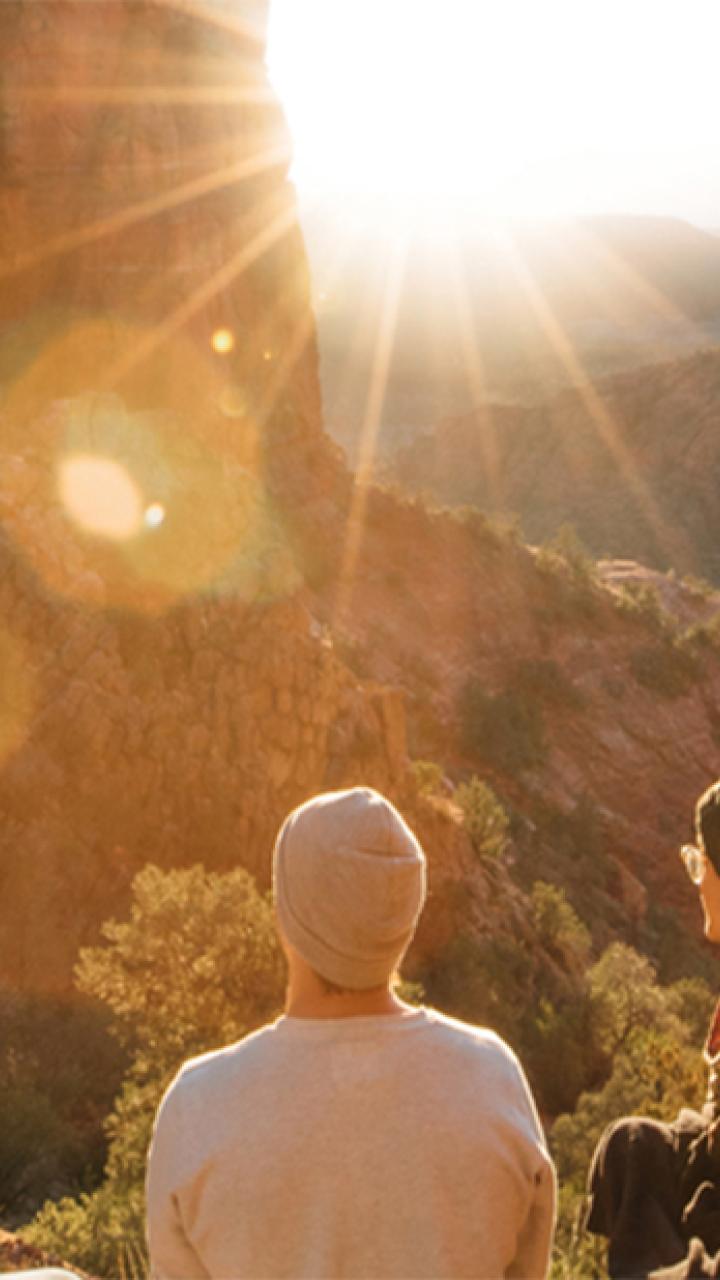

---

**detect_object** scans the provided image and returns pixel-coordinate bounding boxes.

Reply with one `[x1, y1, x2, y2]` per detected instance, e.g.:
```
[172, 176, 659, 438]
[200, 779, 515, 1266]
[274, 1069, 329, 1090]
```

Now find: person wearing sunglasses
[584, 781, 720, 1279]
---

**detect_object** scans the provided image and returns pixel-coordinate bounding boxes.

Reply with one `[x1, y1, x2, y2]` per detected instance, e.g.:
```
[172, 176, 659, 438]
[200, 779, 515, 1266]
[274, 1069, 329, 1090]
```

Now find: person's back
[147, 787, 555, 1279]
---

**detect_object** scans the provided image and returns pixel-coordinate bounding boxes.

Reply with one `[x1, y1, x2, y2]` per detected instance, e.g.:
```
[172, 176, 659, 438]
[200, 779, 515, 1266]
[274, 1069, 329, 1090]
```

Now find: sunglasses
[680, 843, 707, 885]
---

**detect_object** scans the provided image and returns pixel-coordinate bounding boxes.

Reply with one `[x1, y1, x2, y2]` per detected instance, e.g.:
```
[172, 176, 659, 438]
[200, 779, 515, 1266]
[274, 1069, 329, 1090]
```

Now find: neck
[285, 974, 409, 1021]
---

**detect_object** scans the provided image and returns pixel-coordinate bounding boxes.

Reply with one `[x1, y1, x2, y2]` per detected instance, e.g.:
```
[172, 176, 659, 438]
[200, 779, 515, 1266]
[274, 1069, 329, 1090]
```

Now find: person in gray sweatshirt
[146, 786, 556, 1279]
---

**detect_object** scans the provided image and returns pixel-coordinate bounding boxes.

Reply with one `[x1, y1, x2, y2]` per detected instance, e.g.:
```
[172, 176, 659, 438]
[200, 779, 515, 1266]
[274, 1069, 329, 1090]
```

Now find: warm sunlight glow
[59, 455, 144, 541]
[269, 0, 720, 227]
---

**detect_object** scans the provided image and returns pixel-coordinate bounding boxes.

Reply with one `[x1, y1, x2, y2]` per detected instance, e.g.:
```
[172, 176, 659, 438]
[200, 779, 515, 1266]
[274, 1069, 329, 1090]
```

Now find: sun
[268, 0, 720, 230]
[269, 0, 529, 223]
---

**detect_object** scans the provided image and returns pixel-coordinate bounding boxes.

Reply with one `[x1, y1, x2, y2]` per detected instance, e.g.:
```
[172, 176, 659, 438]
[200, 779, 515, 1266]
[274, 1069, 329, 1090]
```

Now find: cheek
[701, 881, 720, 941]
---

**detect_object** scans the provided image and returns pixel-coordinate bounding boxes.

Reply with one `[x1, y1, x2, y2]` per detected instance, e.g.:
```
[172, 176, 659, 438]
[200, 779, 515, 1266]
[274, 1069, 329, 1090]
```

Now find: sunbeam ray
[16, 85, 274, 106]
[107, 194, 297, 385]
[446, 239, 503, 510]
[574, 221, 703, 332]
[0, 145, 291, 282]
[496, 226, 695, 569]
[334, 235, 408, 626]
[254, 193, 361, 427]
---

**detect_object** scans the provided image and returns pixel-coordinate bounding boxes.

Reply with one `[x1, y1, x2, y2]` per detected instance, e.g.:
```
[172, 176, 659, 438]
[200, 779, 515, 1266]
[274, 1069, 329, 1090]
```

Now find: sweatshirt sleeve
[507, 1152, 557, 1279]
[146, 1076, 211, 1280]
[505, 1050, 558, 1279]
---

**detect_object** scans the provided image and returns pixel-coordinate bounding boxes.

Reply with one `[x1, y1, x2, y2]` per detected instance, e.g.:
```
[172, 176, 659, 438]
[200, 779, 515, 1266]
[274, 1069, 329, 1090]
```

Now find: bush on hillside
[460, 680, 546, 772]
[534, 526, 599, 624]
[0, 994, 125, 1217]
[410, 759, 445, 797]
[531, 881, 591, 970]
[449, 504, 507, 550]
[546, 523, 597, 583]
[550, 946, 711, 1277]
[513, 657, 586, 710]
[455, 776, 509, 859]
[613, 581, 668, 631]
[682, 616, 720, 652]
[629, 639, 699, 698]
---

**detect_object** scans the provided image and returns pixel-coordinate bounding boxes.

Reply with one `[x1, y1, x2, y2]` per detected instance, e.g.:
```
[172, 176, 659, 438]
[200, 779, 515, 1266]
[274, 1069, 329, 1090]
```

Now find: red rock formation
[0, 0, 375, 990]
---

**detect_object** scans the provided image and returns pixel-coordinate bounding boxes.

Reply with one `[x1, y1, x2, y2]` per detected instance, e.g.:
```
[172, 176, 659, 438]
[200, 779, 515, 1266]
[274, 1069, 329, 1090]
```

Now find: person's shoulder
[166, 1017, 284, 1104]
[420, 1005, 512, 1049]
[418, 1006, 525, 1074]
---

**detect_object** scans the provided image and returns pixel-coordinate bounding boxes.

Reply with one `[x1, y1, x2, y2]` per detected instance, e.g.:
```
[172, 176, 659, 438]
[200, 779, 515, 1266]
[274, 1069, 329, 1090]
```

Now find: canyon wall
[0, 0, 393, 989]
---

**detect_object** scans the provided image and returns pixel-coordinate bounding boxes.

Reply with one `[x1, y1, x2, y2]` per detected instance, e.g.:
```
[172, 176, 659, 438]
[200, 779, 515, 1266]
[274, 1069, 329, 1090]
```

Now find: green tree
[587, 942, 681, 1058]
[531, 881, 591, 970]
[25, 863, 286, 1278]
[460, 681, 546, 772]
[454, 776, 509, 858]
[410, 759, 445, 797]
[549, 945, 710, 1277]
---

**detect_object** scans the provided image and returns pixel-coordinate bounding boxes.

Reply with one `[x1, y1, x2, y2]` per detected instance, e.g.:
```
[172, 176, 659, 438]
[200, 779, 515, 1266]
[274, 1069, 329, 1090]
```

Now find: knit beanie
[273, 787, 427, 990]
[696, 780, 720, 874]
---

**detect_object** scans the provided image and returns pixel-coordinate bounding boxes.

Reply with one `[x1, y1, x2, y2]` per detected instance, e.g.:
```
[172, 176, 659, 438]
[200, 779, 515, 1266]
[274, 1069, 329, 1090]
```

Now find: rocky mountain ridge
[387, 344, 720, 581]
[306, 212, 720, 461]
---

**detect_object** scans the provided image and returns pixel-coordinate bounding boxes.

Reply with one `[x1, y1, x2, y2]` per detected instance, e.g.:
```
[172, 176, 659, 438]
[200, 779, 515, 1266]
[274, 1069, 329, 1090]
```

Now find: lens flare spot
[144, 503, 166, 529]
[59, 454, 143, 540]
[211, 328, 235, 355]
[263, 349, 273, 361]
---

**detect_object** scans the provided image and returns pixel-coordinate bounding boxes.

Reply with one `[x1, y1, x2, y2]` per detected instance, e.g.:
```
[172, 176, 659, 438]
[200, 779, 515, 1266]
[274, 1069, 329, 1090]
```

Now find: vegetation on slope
[7, 780, 716, 1279]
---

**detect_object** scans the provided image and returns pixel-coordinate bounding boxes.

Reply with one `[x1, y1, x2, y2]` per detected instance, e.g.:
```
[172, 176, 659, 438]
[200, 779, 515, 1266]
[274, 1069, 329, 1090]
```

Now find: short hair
[311, 967, 399, 998]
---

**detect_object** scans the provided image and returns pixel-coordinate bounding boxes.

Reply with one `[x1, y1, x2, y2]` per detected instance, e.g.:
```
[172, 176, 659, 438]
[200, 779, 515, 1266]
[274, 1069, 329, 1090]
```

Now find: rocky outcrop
[0, 0, 383, 990]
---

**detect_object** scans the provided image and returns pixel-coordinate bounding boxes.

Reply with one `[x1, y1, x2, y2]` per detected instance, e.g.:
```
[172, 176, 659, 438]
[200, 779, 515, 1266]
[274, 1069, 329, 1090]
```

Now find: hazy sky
[268, 1, 720, 229]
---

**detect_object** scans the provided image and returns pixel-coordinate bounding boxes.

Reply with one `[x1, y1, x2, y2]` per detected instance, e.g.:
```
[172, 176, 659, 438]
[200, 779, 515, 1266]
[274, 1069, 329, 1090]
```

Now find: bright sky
[267, 0, 720, 229]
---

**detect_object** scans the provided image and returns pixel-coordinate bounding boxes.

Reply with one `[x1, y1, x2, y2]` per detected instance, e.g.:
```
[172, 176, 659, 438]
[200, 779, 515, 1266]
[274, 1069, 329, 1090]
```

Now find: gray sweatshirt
[147, 1007, 556, 1279]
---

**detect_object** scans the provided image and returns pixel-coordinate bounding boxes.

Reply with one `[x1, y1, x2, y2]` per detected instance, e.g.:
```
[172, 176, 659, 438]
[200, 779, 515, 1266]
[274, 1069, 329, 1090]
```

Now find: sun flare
[269, 0, 720, 228]
[59, 455, 145, 541]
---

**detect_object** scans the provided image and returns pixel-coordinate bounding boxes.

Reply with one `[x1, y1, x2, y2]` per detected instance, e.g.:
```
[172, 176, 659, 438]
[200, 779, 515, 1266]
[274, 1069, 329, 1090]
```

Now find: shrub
[454, 776, 509, 858]
[24, 863, 286, 1277]
[681, 573, 715, 602]
[450, 505, 505, 550]
[548, 523, 597, 582]
[424, 932, 535, 1047]
[552, 1029, 705, 1187]
[513, 657, 585, 710]
[613, 581, 667, 631]
[629, 640, 699, 698]
[587, 943, 681, 1059]
[534, 526, 598, 620]
[0, 994, 125, 1217]
[410, 759, 445, 797]
[549, 945, 710, 1276]
[460, 680, 546, 771]
[74, 863, 285, 1073]
[531, 881, 591, 970]
[525, 995, 599, 1117]
[682, 615, 720, 652]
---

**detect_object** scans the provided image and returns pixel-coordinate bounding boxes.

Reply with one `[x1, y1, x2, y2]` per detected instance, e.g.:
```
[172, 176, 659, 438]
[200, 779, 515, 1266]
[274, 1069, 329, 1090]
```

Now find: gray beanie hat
[273, 787, 427, 990]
